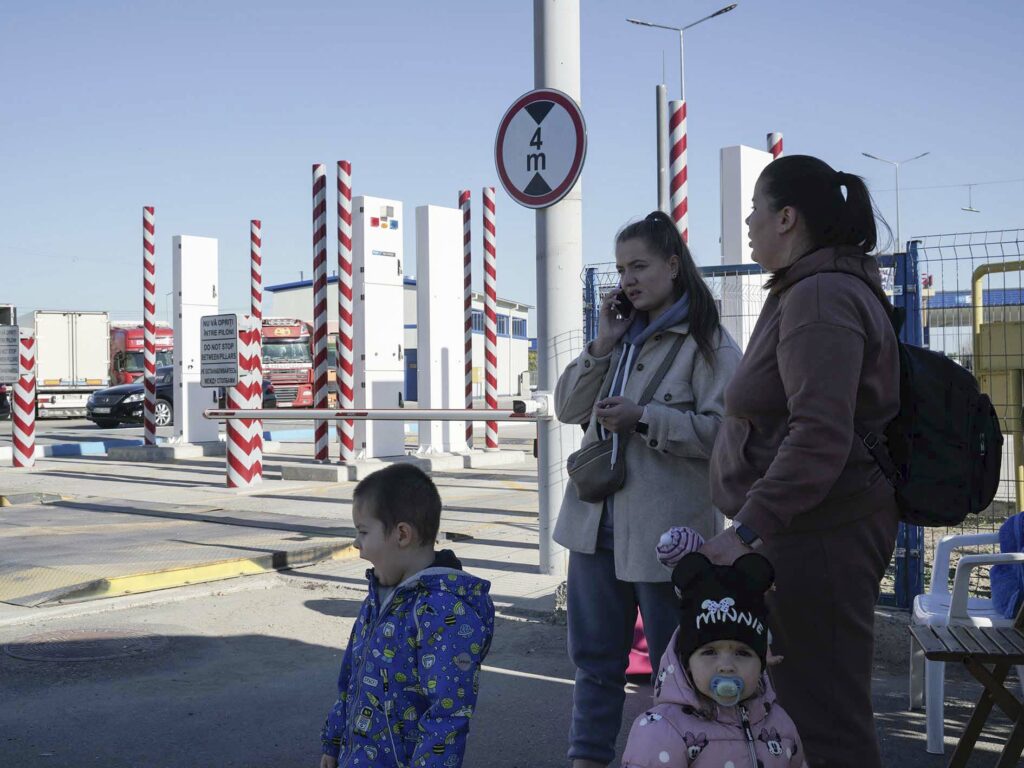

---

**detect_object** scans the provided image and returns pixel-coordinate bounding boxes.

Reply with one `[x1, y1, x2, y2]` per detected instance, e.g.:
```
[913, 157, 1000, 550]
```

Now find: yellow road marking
[23, 543, 360, 605]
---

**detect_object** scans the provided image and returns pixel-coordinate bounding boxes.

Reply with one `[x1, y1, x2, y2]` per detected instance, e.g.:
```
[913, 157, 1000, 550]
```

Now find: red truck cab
[261, 318, 314, 408]
[110, 324, 174, 384]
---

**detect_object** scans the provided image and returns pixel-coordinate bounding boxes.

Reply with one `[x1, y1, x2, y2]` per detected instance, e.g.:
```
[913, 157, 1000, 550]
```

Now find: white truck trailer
[21, 310, 110, 418]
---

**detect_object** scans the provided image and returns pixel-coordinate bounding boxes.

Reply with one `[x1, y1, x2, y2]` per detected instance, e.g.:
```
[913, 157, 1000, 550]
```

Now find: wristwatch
[734, 523, 763, 550]
[635, 406, 650, 436]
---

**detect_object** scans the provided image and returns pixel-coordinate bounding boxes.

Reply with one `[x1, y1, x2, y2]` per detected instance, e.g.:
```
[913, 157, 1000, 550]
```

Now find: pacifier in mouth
[709, 674, 745, 706]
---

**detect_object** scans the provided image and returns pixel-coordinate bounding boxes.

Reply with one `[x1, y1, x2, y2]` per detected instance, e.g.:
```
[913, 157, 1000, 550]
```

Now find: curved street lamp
[627, 4, 738, 101]
[862, 150, 930, 251]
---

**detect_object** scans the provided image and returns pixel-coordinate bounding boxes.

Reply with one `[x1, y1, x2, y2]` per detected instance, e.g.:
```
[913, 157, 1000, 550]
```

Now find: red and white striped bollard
[460, 189, 473, 449]
[312, 164, 329, 461]
[767, 132, 783, 159]
[250, 219, 264, 460]
[669, 100, 688, 242]
[142, 206, 158, 445]
[483, 187, 499, 451]
[337, 161, 356, 464]
[226, 317, 263, 488]
[12, 333, 36, 468]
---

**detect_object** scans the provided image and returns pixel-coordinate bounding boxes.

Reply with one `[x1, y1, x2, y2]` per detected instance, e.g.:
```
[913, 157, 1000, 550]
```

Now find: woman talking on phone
[553, 211, 741, 768]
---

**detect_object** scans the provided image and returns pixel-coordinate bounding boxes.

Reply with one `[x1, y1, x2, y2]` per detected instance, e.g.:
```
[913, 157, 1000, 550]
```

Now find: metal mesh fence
[912, 229, 1024, 598]
[582, 234, 1024, 606]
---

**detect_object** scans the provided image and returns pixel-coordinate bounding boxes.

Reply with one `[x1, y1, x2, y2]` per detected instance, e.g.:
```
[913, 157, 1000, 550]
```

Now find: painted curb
[0, 439, 147, 461]
[19, 541, 359, 607]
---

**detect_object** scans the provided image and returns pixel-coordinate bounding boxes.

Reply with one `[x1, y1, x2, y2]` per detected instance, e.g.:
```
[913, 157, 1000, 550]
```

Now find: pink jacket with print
[621, 628, 807, 768]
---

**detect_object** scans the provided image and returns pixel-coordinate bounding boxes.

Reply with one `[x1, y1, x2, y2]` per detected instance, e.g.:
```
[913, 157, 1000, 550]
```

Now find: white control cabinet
[415, 205, 467, 453]
[719, 145, 773, 351]
[352, 196, 405, 458]
[173, 235, 220, 443]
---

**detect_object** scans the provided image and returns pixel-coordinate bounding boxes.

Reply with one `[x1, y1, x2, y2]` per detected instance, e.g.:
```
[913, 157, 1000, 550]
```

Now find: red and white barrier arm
[204, 404, 551, 423]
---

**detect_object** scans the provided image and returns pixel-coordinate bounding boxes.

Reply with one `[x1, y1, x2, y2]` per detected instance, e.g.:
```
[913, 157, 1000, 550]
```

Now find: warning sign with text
[0, 326, 19, 383]
[200, 314, 239, 387]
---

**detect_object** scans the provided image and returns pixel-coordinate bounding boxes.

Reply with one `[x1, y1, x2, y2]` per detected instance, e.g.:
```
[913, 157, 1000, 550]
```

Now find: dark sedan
[86, 366, 276, 428]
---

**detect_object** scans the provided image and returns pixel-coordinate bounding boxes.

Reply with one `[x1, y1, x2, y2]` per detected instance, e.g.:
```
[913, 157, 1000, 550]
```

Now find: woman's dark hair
[616, 211, 721, 366]
[759, 154, 891, 254]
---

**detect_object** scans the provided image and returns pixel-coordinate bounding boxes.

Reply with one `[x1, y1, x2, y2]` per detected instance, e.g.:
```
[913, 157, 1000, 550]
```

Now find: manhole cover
[3, 628, 169, 662]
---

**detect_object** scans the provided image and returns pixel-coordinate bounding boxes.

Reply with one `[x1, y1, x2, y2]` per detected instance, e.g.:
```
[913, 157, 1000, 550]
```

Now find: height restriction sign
[495, 88, 587, 209]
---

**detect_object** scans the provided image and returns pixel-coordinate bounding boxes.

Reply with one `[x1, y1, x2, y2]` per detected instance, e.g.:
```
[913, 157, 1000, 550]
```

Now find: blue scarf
[605, 291, 690, 408]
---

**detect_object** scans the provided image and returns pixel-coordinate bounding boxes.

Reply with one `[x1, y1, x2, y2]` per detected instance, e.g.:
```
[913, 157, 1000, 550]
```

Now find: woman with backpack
[701, 155, 900, 768]
[554, 211, 741, 768]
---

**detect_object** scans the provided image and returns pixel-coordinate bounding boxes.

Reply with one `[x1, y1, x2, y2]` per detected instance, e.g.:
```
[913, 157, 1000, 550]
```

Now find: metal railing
[205, 406, 549, 422]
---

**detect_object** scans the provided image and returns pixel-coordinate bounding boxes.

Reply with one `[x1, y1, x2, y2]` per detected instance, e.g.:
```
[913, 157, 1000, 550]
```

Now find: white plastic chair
[909, 531, 1024, 754]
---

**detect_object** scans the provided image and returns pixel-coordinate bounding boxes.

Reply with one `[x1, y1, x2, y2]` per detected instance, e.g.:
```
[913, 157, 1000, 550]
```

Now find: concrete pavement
[0, 519, 1018, 767]
[0, 435, 1020, 765]
[0, 430, 541, 619]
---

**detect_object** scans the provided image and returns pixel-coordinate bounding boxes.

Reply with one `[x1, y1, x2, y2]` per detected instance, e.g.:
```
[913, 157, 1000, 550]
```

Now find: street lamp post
[627, 4, 737, 101]
[862, 151, 930, 252]
[628, 5, 737, 241]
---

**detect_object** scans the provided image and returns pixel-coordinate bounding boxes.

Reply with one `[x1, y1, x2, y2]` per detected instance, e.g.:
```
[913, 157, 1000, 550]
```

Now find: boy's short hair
[353, 463, 441, 545]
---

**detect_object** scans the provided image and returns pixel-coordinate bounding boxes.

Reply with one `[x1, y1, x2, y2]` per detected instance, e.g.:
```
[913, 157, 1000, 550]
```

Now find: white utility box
[415, 205, 467, 453]
[173, 235, 220, 443]
[352, 197, 406, 458]
[720, 145, 773, 351]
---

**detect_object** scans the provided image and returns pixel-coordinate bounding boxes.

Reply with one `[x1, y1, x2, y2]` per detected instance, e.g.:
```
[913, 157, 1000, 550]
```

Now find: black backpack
[857, 308, 1004, 527]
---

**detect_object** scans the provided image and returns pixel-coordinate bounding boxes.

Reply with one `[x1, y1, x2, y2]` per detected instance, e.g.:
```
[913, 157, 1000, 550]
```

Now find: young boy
[319, 463, 495, 768]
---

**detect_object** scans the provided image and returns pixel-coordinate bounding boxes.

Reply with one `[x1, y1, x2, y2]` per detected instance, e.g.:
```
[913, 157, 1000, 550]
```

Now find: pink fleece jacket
[621, 629, 807, 768]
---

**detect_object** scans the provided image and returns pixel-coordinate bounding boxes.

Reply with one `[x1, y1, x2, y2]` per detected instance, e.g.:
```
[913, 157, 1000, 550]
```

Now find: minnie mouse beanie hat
[672, 552, 775, 668]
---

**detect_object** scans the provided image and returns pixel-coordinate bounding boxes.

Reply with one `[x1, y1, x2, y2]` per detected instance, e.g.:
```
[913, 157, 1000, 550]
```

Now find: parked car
[216, 379, 278, 410]
[0, 384, 9, 420]
[86, 366, 277, 428]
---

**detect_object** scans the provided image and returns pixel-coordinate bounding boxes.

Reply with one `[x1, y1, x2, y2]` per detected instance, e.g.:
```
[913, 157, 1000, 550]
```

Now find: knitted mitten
[656, 526, 705, 570]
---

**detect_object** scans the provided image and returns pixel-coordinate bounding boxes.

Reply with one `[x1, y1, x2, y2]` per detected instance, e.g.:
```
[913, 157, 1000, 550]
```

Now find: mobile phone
[613, 287, 634, 319]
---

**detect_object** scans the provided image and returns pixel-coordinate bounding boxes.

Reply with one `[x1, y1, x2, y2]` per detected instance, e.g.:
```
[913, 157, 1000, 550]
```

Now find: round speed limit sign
[494, 88, 587, 209]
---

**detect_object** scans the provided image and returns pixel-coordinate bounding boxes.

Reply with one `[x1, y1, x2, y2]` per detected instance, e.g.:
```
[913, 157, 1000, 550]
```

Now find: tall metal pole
[674, 32, 689, 241]
[656, 84, 669, 213]
[894, 163, 902, 252]
[678, 31, 685, 100]
[534, 0, 582, 576]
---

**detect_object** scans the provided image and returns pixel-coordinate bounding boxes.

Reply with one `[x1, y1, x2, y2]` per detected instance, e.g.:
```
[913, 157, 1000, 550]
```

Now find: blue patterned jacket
[321, 550, 495, 767]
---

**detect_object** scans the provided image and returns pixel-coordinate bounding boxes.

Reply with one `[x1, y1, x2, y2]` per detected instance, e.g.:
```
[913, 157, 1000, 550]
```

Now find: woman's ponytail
[761, 156, 892, 254]
[835, 171, 881, 253]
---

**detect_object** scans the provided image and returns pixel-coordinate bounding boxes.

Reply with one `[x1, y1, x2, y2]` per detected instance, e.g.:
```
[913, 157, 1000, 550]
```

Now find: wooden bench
[910, 603, 1024, 767]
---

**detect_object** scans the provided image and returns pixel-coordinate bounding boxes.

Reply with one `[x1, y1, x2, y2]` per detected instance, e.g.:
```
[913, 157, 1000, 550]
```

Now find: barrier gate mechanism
[583, 254, 925, 610]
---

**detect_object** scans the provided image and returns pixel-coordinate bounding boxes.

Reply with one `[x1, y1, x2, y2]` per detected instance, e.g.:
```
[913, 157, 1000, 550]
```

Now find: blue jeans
[566, 548, 679, 764]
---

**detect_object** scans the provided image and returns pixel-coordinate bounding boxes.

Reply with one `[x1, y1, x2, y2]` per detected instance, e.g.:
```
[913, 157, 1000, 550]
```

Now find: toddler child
[319, 464, 495, 768]
[621, 546, 806, 767]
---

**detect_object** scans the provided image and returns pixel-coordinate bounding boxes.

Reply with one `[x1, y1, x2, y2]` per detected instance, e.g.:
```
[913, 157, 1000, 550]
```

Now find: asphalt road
[0, 546, 643, 768]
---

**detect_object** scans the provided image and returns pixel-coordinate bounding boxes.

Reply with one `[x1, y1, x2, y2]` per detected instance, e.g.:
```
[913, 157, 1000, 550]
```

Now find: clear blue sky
[3, 0, 1022, 325]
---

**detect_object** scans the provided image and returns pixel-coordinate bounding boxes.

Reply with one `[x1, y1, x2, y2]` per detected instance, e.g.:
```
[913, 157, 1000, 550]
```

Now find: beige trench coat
[553, 322, 741, 582]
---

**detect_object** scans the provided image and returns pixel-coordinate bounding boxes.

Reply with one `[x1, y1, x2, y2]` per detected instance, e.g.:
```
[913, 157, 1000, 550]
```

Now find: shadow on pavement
[41, 469, 221, 488]
[0, 616, 590, 768]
